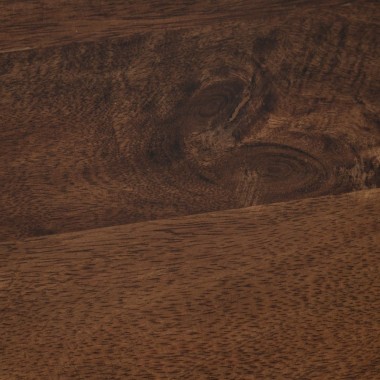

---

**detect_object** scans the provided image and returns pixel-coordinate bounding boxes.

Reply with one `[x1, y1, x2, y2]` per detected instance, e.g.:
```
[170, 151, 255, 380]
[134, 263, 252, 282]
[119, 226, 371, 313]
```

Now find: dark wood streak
[0, 0, 350, 53]
[1, 189, 379, 379]
[0, 2, 379, 240]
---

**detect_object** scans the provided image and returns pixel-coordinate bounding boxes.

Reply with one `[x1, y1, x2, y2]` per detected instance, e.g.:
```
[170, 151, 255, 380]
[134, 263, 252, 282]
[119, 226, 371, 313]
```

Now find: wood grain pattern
[1, 189, 379, 379]
[0, 0, 350, 53]
[1, 3, 379, 240]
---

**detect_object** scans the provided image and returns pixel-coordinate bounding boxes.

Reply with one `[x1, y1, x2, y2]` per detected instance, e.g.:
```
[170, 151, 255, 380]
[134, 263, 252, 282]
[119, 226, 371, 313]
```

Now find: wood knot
[213, 143, 332, 205]
[186, 79, 246, 128]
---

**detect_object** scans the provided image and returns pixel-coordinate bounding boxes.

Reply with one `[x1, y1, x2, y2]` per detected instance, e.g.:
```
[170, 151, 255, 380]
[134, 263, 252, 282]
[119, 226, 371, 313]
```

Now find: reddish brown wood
[1, 189, 379, 379]
[0, 0, 351, 53]
[1, 3, 379, 240]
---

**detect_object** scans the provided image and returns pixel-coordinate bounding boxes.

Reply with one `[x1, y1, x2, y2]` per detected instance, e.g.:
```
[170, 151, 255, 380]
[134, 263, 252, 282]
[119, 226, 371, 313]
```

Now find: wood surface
[1, 1, 379, 240]
[0, 0, 351, 53]
[1, 189, 379, 379]
[1, 1, 379, 379]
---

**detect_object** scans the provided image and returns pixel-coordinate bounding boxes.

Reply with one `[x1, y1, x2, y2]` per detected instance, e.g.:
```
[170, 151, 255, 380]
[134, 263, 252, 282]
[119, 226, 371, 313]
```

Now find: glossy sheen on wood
[1, 189, 379, 379]
[0, 0, 350, 53]
[1, 4, 379, 240]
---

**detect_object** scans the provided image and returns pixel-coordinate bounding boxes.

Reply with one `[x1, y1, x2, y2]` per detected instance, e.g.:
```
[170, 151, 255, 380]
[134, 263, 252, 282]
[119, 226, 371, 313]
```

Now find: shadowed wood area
[1, 1, 379, 240]
[0, 0, 351, 53]
[1, 189, 379, 379]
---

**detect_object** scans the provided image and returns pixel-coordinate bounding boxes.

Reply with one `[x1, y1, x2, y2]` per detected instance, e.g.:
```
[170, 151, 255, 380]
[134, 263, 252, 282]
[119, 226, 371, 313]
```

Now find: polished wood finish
[1, 189, 379, 379]
[1, 1, 379, 240]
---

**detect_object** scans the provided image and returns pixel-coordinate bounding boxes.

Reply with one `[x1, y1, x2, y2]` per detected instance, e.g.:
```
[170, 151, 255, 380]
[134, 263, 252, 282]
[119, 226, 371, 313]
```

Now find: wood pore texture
[1, 1, 380, 379]
[1, 0, 379, 240]
[1, 189, 379, 379]
[0, 0, 352, 53]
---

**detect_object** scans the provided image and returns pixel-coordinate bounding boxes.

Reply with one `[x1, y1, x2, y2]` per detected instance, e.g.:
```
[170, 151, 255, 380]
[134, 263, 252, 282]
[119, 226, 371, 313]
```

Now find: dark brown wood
[1, 2, 379, 378]
[1, 189, 379, 379]
[0, 0, 350, 53]
[1, 3, 379, 240]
